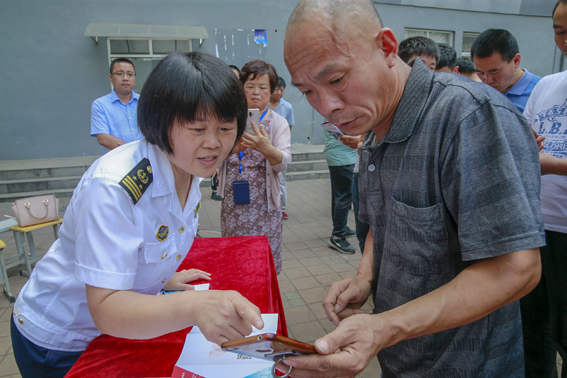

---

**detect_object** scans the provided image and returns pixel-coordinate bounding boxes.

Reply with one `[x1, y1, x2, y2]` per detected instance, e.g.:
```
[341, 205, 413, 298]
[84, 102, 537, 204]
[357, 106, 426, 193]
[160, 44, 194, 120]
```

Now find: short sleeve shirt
[90, 90, 143, 154]
[272, 98, 295, 127]
[503, 68, 541, 113]
[524, 70, 567, 233]
[359, 59, 545, 377]
[13, 139, 202, 352]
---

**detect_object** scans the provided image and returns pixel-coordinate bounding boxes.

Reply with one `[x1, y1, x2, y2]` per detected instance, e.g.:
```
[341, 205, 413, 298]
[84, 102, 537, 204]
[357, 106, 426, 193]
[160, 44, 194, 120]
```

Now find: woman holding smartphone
[11, 52, 264, 378]
[218, 60, 291, 275]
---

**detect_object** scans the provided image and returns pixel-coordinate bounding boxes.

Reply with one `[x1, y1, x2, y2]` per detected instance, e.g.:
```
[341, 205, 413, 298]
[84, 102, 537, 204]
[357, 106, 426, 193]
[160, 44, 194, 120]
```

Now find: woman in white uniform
[10, 52, 264, 378]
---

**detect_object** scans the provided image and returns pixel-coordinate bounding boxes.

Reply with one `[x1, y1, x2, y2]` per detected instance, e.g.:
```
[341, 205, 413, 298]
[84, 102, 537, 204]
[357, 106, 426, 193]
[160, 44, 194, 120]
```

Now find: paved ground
[0, 178, 381, 377]
[1, 178, 563, 377]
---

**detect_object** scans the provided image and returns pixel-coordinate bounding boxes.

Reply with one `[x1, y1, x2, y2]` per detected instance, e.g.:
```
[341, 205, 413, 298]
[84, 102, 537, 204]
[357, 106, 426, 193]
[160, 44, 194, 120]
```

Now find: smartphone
[321, 121, 344, 140]
[221, 333, 317, 361]
[246, 109, 260, 135]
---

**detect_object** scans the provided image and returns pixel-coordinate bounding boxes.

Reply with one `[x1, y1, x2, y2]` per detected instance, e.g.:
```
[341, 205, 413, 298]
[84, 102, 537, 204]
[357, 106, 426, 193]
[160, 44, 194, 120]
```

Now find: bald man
[282, 0, 544, 377]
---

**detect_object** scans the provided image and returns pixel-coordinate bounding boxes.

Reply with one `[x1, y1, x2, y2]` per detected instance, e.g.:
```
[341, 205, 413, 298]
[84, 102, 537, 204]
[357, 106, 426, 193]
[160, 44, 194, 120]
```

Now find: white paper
[172, 314, 278, 378]
[193, 283, 210, 291]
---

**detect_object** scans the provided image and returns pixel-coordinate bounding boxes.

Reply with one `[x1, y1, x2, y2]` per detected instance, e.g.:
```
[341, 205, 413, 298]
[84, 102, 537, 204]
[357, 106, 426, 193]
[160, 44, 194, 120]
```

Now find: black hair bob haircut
[137, 52, 248, 154]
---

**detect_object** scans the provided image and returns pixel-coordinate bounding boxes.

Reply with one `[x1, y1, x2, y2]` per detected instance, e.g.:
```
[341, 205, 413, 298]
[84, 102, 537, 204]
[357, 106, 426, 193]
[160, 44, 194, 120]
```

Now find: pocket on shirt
[134, 239, 176, 289]
[384, 198, 451, 276]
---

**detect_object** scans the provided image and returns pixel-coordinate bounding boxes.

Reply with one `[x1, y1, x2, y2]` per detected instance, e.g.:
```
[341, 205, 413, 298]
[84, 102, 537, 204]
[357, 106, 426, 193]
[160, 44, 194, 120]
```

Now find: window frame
[403, 28, 454, 47]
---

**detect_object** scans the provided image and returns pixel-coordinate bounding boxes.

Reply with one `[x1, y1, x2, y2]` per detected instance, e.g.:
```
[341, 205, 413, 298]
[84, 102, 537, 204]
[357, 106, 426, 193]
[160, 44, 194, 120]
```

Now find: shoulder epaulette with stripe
[119, 158, 153, 204]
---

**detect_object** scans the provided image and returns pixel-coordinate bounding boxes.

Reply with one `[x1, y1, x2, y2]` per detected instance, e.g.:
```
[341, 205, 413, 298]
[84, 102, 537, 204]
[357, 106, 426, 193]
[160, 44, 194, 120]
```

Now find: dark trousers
[211, 172, 219, 192]
[328, 164, 354, 237]
[352, 173, 370, 252]
[521, 230, 567, 378]
[11, 315, 83, 378]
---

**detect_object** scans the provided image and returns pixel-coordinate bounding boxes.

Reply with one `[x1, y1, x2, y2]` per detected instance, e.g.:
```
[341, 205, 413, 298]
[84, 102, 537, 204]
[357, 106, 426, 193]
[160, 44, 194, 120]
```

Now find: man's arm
[540, 152, 567, 175]
[281, 248, 540, 378]
[91, 100, 126, 150]
[95, 134, 127, 151]
[323, 230, 374, 325]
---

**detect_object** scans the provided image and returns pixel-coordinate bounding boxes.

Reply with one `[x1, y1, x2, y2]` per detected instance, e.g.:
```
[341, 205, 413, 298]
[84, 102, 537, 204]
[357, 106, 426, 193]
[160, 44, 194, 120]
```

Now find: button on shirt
[13, 139, 202, 352]
[358, 58, 545, 377]
[90, 90, 143, 154]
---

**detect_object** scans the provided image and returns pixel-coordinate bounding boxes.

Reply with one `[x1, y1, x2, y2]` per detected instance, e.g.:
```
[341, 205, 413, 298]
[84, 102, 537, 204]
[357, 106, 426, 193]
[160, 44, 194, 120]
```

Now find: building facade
[0, 0, 560, 160]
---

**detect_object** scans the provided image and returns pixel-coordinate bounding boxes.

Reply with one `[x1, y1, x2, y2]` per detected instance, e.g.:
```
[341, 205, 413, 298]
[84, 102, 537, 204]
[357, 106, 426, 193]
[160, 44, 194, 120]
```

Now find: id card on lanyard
[233, 108, 269, 205]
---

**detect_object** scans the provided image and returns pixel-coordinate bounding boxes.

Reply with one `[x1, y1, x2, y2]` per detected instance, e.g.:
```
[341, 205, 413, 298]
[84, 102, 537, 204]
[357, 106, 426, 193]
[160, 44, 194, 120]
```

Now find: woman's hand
[241, 121, 273, 155]
[241, 120, 283, 166]
[194, 290, 264, 345]
[230, 138, 247, 156]
[163, 269, 211, 291]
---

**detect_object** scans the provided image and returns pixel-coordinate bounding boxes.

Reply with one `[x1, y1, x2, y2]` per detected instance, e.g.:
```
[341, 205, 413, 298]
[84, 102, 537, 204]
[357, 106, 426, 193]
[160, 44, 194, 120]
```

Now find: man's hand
[536, 135, 546, 152]
[338, 135, 362, 149]
[276, 314, 385, 378]
[163, 269, 211, 291]
[323, 277, 371, 326]
[95, 133, 126, 150]
[194, 290, 264, 345]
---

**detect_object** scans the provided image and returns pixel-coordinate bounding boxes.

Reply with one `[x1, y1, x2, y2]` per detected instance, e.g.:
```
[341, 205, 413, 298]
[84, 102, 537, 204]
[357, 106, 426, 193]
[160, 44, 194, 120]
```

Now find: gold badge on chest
[194, 200, 201, 218]
[156, 225, 169, 242]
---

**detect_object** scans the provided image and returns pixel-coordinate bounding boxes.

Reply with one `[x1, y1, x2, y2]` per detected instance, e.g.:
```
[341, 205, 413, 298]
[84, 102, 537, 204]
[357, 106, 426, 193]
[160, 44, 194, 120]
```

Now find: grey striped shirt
[359, 58, 545, 377]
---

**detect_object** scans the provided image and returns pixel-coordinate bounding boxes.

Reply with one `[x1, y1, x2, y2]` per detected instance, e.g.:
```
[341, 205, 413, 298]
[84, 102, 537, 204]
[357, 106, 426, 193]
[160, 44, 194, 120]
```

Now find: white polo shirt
[13, 139, 202, 352]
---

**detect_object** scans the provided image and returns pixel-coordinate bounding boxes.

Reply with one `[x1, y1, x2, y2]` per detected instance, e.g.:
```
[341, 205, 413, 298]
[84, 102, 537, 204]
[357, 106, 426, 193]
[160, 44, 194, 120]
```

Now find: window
[404, 28, 454, 47]
[107, 38, 193, 92]
[461, 32, 480, 58]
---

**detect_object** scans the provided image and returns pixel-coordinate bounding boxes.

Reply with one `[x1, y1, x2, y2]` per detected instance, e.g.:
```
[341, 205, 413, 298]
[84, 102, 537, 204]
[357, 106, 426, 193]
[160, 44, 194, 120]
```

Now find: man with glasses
[90, 58, 142, 153]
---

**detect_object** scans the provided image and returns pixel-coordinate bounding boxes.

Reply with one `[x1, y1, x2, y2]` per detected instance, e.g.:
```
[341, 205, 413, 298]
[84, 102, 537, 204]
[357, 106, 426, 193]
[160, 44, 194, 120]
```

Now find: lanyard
[239, 108, 269, 174]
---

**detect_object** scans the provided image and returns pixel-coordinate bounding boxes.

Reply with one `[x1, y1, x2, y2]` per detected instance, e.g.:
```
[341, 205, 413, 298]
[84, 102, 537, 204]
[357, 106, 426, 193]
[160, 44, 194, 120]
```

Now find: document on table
[171, 314, 279, 378]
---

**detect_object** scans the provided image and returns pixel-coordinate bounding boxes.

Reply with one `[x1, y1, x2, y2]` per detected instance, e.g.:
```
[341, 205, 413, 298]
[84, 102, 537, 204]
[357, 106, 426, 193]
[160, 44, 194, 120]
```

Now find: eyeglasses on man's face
[111, 71, 136, 78]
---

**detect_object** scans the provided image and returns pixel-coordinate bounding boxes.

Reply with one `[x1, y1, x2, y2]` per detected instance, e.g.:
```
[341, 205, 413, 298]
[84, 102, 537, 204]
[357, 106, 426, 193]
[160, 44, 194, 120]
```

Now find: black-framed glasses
[111, 71, 136, 78]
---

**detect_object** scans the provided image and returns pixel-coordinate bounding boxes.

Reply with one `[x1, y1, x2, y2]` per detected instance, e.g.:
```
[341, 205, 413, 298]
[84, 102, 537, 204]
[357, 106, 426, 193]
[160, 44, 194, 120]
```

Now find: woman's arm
[268, 116, 292, 172]
[240, 120, 284, 166]
[76, 180, 263, 345]
[86, 286, 263, 345]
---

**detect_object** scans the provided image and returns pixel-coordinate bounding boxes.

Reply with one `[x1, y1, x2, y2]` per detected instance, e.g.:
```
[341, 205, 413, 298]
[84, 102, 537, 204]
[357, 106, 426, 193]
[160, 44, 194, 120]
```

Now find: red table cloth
[65, 236, 287, 378]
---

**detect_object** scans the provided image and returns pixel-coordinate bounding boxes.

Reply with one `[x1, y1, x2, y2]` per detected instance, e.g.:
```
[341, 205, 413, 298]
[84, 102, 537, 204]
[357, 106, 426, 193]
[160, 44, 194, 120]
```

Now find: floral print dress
[220, 114, 283, 274]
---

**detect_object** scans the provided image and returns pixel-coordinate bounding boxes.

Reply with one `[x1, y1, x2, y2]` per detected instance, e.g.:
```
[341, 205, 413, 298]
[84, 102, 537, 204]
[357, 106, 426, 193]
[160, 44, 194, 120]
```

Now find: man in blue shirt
[90, 58, 142, 154]
[269, 77, 295, 220]
[472, 29, 541, 113]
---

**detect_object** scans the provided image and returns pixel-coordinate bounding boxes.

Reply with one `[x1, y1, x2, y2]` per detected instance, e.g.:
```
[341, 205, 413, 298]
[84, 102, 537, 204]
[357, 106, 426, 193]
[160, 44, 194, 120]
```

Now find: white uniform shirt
[13, 139, 202, 352]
